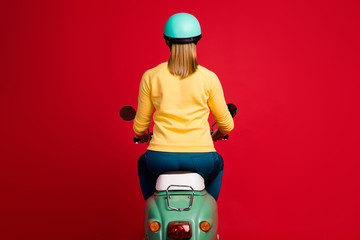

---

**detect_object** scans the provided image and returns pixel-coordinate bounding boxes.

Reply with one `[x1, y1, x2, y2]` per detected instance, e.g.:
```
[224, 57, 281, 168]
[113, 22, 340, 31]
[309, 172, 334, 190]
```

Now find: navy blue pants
[138, 150, 224, 201]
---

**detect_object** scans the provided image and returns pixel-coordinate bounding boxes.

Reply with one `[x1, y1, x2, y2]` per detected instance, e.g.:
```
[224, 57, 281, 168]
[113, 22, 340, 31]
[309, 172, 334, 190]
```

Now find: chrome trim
[166, 185, 194, 211]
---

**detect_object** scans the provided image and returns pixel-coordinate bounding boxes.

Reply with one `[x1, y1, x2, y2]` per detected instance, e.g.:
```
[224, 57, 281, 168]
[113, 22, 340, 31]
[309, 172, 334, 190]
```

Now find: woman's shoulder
[197, 65, 219, 80]
[144, 62, 168, 76]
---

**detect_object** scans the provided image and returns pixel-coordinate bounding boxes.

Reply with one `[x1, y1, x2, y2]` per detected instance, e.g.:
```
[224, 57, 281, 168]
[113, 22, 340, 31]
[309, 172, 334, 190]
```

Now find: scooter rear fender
[144, 190, 218, 240]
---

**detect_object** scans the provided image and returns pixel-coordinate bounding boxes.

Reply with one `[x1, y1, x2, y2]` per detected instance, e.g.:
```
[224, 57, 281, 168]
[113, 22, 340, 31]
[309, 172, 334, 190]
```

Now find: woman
[134, 13, 234, 201]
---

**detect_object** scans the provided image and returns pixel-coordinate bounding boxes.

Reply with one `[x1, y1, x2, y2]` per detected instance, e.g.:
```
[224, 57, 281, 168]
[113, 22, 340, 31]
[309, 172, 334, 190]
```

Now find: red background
[1, 0, 360, 239]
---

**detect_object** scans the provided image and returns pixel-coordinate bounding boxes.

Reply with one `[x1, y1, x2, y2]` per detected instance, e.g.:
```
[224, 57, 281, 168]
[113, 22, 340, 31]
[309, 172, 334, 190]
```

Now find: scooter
[120, 104, 237, 240]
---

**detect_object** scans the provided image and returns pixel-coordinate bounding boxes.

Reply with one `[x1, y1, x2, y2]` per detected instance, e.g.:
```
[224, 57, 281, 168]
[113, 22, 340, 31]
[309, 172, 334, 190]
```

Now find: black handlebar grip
[217, 134, 229, 140]
[210, 131, 229, 141]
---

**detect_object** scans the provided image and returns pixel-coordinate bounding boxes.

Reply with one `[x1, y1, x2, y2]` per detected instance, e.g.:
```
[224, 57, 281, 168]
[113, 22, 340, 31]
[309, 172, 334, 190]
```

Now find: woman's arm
[133, 72, 154, 136]
[208, 74, 234, 135]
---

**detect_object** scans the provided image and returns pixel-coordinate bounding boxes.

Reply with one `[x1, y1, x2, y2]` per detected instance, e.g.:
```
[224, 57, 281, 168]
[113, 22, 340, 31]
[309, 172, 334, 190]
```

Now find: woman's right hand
[211, 129, 227, 142]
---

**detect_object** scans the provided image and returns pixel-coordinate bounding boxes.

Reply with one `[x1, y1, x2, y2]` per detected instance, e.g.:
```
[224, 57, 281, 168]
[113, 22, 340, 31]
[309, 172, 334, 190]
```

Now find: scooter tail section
[144, 189, 218, 240]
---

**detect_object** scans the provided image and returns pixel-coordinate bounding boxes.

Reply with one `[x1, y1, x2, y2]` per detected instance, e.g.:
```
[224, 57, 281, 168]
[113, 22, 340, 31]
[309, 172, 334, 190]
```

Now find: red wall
[1, 0, 359, 239]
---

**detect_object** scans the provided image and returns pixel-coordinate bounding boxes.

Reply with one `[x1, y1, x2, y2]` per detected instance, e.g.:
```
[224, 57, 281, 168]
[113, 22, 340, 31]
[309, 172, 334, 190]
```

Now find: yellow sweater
[133, 62, 234, 152]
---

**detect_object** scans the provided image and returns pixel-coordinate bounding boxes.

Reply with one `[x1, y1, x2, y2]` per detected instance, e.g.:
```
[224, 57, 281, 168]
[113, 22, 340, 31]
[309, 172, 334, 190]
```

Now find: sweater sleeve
[208, 73, 234, 135]
[133, 72, 154, 136]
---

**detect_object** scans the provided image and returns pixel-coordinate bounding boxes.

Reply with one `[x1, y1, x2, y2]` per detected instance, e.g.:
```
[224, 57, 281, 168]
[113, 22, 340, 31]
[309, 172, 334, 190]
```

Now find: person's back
[134, 62, 233, 152]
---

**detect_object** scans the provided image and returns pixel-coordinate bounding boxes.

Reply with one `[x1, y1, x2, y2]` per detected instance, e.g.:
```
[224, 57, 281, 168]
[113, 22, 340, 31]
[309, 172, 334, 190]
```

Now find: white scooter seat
[155, 172, 205, 191]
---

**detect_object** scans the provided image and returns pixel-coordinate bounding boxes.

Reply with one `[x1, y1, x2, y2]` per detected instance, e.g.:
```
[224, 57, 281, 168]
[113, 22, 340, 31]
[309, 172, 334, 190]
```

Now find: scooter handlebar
[134, 132, 228, 143]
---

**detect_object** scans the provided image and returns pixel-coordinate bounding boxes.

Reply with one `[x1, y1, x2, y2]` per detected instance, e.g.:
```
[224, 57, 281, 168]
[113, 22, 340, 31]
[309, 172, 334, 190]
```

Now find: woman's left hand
[134, 133, 152, 144]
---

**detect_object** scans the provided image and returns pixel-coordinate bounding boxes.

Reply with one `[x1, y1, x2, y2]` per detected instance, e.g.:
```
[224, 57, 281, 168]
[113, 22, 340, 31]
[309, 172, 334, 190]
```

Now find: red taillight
[167, 221, 192, 239]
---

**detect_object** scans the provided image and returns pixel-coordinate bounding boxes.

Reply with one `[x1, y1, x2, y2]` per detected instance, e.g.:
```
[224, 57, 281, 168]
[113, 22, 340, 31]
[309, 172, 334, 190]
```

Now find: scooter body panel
[144, 190, 218, 240]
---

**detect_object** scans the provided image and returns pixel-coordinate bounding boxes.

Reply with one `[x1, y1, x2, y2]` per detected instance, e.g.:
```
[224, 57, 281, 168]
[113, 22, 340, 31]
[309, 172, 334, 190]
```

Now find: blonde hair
[168, 43, 198, 79]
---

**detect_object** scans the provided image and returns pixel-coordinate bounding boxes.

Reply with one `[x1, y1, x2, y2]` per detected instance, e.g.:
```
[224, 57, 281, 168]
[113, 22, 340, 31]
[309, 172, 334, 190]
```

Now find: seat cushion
[156, 172, 205, 191]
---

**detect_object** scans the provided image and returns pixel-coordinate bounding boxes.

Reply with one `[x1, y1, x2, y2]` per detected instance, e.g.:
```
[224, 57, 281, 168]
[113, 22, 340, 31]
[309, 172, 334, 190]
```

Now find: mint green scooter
[120, 104, 237, 240]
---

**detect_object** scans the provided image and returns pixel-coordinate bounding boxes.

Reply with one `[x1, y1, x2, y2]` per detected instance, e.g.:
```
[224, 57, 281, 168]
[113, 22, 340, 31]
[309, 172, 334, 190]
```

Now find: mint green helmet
[163, 13, 202, 46]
